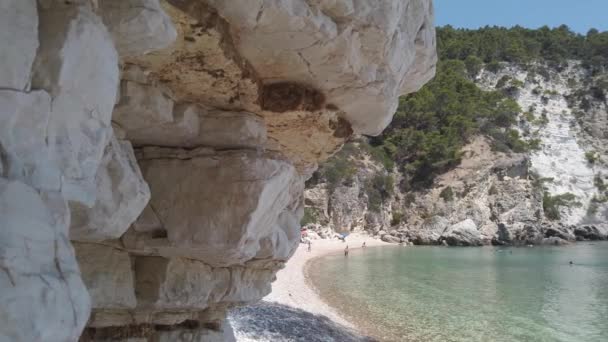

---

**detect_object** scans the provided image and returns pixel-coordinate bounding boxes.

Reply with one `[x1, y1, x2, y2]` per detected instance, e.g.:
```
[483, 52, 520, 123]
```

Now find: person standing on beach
[307, 240, 312, 252]
[362, 242, 366, 249]
[344, 245, 349, 257]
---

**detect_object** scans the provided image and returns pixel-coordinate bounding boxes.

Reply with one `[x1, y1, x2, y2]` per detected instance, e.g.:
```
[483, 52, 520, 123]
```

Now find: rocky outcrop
[306, 59, 608, 247]
[478, 62, 608, 226]
[440, 219, 483, 246]
[0, 0, 437, 340]
[305, 136, 546, 245]
[304, 143, 396, 234]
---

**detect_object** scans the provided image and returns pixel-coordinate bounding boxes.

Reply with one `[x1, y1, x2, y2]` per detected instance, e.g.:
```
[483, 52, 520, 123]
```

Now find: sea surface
[307, 243, 608, 342]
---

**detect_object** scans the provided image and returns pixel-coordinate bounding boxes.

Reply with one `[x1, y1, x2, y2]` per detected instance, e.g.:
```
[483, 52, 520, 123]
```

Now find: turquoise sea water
[307, 243, 608, 342]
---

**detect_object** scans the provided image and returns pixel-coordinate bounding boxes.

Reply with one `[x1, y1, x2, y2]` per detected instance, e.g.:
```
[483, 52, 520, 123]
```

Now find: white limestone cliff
[477, 62, 608, 226]
[305, 61, 608, 246]
[0, 0, 437, 341]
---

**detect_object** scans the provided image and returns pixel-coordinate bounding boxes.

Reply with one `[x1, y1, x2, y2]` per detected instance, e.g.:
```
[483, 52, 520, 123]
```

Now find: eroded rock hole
[261, 82, 325, 113]
[329, 117, 353, 138]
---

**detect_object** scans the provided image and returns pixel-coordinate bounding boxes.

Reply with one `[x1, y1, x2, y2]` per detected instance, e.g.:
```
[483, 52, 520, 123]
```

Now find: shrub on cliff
[318, 152, 357, 190]
[465, 55, 483, 78]
[585, 151, 599, 164]
[301, 208, 319, 226]
[365, 173, 394, 213]
[543, 192, 580, 220]
[440, 186, 455, 202]
[391, 211, 404, 226]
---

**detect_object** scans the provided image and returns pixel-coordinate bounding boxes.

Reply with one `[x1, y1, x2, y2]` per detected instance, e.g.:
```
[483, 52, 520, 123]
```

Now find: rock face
[305, 136, 543, 245]
[477, 62, 608, 226]
[0, 180, 90, 342]
[70, 136, 150, 241]
[306, 60, 608, 247]
[0, 0, 437, 340]
[206, 0, 437, 135]
[304, 140, 397, 234]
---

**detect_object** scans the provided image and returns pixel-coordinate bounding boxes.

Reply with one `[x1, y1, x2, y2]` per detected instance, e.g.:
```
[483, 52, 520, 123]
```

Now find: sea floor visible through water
[307, 243, 608, 342]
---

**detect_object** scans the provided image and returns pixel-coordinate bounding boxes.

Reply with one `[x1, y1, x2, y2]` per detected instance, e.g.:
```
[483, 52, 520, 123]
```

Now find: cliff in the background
[0, 1, 436, 341]
[304, 26, 608, 246]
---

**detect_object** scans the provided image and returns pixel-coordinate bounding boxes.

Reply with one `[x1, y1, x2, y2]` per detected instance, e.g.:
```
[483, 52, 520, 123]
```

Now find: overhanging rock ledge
[0, 0, 436, 340]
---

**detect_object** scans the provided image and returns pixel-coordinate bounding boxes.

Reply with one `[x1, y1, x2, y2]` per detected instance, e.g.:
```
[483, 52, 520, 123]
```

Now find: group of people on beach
[343, 241, 365, 256]
[305, 238, 366, 257]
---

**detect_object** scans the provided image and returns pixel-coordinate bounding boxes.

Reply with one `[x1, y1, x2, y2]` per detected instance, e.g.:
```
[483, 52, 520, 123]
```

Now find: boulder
[32, 3, 119, 205]
[98, 0, 177, 57]
[544, 226, 576, 242]
[70, 136, 150, 241]
[0, 89, 60, 192]
[381, 234, 401, 244]
[407, 230, 441, 245]
[441, 219, 483, 246]
[573, 225, 608, 241]
[0, 179, 90, 341]
[0, 0, 38, 90]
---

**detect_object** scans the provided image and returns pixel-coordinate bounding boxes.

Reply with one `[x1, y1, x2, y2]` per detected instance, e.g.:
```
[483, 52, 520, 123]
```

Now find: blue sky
[435, 0, 608, 34]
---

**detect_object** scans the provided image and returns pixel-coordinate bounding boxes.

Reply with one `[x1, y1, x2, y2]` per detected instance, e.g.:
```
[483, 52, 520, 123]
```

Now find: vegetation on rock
[307, 25, 608, 226]
[543, 192, 580, 220]
[301, 207, 319, 226]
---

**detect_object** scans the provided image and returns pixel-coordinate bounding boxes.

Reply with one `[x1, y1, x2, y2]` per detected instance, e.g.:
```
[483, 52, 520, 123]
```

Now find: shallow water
[308, 243, 608, 342]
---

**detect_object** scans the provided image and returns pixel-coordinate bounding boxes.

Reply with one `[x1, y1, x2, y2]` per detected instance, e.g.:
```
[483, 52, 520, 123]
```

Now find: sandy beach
[268, 233, 389, 325]
[230, 233, 389, 341]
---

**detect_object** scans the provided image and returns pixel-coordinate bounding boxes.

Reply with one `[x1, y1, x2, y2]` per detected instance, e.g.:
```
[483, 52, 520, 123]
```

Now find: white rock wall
[0, 0, 437, 340]
[479, 63, 608, 225]
[0, 0, 174, 340]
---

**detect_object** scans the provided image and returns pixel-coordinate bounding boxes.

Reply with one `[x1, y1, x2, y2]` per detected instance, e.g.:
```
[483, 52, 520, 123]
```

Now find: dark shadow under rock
[229, 301, 376, 342]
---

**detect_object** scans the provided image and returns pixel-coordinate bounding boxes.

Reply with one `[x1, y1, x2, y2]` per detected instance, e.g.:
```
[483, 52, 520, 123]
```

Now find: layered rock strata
[0, 0, 436, 340]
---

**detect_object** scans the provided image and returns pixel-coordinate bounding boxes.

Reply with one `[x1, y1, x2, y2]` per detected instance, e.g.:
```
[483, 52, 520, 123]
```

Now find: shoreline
[230, 238, 608, 341]
[264, 233, 389, 328]
[230, 233, 389, 341]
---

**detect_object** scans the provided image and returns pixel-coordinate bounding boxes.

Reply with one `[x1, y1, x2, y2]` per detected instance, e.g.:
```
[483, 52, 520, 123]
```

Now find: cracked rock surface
[0, 0, 436, 340]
